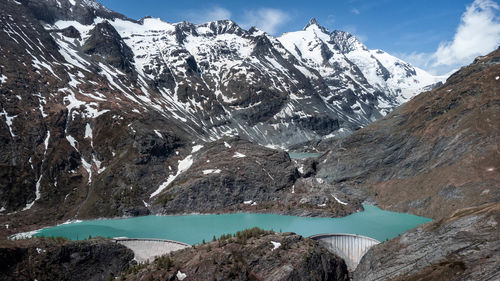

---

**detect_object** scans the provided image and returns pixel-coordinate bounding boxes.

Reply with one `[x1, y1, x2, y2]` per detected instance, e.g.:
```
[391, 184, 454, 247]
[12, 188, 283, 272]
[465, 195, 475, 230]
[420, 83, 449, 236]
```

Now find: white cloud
[185, 6, 231, 24]
[351, 8, 360, 15]
[401, 0, 500, 75]
[400, 51, 433, 67]
[432, 0, 500, 67]
[240, 8, 290, 35]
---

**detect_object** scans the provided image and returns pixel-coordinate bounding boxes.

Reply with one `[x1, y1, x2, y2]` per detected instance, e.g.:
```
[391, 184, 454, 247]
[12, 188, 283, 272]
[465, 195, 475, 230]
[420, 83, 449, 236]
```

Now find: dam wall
[310, 233, 380, 271]
[113, 238, 190, 262]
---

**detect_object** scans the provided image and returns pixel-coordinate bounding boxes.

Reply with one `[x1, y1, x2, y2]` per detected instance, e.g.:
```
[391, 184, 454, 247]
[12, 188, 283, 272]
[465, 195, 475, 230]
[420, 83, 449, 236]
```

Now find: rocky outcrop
[83, 21, 135, 73]
[316, 48, 500, 219]
[151, 138, 298, 213]
[124, 229, 350, 281]
[0, 238, 134, 281]
[148, 137, 360, 217]
[353, 203, 500, 281]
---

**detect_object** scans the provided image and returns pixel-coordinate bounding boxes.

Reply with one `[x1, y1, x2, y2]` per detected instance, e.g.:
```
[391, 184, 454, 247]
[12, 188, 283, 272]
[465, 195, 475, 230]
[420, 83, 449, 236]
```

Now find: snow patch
[203, 169, 221, 175]
[176, 271, 187, 280]
[192, 145, 203, 153]
[22, 131, 50, 211]
[85, 123, 92, 139]
[224, 141, 231, 148]
[0, 108, 17, 137]
[233, 152, 246, 158]
[66, 135, 78, 151]
[154, 129, 163, 138]
[81, 157, 92, 184]
[271, 241, 281, 251]
[151, 154, 194, 198]
[332, 195, 348, 205]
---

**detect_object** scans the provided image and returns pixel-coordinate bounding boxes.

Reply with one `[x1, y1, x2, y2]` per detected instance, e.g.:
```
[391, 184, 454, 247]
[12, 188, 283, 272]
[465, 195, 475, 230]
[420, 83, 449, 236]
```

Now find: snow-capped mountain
[0, 0, 447, 216]
[278, 18, 445, 114]
[31, 2, 444, 147]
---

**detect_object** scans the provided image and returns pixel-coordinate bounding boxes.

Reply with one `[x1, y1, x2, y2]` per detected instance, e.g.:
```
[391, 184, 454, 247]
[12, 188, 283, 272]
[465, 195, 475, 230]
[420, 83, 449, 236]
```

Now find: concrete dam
[115, 233, 380, 268]
[113, 238, 190, 262]
[310, 233, 380, 271]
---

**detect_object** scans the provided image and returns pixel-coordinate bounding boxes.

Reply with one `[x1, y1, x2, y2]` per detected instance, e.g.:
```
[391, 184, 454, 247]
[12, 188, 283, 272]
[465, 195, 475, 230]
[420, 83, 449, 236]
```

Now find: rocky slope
[123, 229, 349, 281]
[0, 237, 134, 281]
[149, 138, 360, 217]
[353, 202, 500, 281]
[315, 47, 500, 219]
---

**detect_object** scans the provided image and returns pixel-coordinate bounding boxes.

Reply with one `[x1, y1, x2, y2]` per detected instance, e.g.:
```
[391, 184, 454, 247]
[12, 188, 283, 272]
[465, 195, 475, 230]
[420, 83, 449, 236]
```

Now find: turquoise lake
[35, 205, 432, 245]
[288, 152, 322, 159]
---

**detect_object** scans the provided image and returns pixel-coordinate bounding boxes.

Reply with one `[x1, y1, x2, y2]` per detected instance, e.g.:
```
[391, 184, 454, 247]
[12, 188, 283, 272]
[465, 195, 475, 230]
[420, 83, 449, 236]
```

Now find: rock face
[149, 138, 360, 217]
[0, 238, 134, 281]
[316, 48, 500, 219]
[124, 230, 350, 281]
[151, 138, 298, 213]
[353, 203, 500, 281]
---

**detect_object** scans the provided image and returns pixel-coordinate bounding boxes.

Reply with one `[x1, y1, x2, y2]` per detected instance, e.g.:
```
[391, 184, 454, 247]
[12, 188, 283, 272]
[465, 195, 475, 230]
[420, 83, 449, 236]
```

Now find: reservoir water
[35, 205, 431, 244]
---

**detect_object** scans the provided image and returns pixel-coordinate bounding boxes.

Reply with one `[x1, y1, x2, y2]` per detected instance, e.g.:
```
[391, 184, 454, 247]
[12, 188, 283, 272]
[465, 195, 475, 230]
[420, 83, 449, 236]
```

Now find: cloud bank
[240, 8, 290, 35]
[432, 0, 500, 67]
[403, 0, 500, 75]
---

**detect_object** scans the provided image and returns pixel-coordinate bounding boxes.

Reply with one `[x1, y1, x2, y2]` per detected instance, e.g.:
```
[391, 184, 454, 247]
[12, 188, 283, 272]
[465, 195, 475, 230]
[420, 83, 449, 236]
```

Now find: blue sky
[99, 0, 500, 75]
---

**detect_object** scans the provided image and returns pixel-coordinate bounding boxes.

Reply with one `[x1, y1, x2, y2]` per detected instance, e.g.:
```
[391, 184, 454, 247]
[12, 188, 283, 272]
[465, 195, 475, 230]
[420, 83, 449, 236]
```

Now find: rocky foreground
[122, 229, 349, 281]
[353, 202, 500, 281]
[0, 237, 133, 281]
[0, 230, 350, 281]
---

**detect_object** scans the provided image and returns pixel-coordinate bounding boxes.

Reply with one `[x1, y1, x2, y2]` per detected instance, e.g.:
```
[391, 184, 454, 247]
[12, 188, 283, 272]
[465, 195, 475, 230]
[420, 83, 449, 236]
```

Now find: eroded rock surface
[353, 203, 500, 281]
[0, 238, 134, 281]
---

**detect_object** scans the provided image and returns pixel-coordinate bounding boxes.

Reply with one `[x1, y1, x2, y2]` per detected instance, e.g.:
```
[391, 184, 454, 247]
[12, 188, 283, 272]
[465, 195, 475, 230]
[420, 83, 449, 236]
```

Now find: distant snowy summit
[279, 18, 446, 113]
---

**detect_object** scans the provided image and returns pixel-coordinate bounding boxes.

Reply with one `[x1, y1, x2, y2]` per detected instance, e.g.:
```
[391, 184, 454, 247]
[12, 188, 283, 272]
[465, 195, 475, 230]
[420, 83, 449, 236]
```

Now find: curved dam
[113, 238, 190, 262]
[310, 233, 380, 271]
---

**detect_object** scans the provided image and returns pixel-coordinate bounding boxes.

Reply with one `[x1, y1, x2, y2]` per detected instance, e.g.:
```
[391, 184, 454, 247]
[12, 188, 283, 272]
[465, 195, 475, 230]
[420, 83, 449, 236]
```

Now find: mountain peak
[305, 18, 320, 28]
[303, 18, 330, 34]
